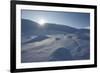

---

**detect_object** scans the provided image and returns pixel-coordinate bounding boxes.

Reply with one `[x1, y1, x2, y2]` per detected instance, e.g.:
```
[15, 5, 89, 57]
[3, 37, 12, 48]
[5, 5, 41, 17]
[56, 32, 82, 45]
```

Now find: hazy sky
[21, 10, 90, 29]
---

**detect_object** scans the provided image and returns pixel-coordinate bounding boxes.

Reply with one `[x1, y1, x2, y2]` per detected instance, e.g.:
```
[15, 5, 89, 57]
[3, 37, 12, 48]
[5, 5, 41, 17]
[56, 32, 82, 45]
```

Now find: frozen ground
[21, 34, 90, 63]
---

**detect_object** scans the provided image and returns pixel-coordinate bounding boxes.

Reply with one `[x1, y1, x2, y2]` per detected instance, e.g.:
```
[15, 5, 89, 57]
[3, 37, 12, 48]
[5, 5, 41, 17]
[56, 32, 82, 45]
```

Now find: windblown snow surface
[21, 19, 90, 63]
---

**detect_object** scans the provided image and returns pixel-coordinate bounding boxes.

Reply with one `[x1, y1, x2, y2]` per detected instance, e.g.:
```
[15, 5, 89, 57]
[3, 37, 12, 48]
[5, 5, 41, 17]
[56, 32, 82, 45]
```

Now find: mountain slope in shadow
[21, 19, 80, 36]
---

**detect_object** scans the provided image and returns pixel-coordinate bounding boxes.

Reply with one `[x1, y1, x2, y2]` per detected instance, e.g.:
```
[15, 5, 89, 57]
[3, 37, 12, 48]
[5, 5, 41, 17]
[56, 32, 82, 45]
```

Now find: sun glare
[38, 19, 46, 26]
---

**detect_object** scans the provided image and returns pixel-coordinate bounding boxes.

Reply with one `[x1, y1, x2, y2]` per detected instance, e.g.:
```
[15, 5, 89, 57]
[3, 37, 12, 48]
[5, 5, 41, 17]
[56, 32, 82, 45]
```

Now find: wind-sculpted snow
[21, 19, 90, 63]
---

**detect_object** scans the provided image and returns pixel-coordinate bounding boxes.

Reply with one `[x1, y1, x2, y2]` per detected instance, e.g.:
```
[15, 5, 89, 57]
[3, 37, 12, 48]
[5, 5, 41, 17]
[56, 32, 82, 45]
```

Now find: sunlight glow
[38, 19, 46, 26]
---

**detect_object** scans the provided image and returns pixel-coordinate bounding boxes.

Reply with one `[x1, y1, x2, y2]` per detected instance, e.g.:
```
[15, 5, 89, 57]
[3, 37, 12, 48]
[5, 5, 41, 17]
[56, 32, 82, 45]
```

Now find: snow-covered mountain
[21, 19, 90, 63]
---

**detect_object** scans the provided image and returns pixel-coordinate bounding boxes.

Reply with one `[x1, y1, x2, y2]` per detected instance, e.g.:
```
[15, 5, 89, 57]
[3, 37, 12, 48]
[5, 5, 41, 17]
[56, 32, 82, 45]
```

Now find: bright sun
[38, 19, 46, 26]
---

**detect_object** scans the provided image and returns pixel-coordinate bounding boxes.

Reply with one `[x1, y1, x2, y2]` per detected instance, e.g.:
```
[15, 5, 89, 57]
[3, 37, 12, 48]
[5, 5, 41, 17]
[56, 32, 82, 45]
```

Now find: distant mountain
[21, 19, 39, 36]
[44, 23, 77, 33]
[21, 19, 81, 36]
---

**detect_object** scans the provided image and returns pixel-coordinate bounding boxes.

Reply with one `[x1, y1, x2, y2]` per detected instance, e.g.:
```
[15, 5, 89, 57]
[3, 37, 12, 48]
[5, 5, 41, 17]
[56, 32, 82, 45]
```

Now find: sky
[21, 10, 90, 29]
